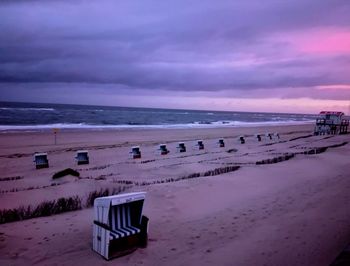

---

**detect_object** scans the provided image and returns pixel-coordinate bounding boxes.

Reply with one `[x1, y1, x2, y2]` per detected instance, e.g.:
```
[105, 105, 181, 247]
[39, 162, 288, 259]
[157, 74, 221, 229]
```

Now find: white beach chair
[273, 132, 280, 140]
[75, 150, 89, 165]
[33, 153, 49, 169]
[92, 192, 149, 260]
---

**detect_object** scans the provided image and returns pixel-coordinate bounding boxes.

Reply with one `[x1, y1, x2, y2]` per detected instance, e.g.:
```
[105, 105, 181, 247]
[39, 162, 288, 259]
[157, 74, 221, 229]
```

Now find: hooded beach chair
[33, 153, 49, 169]
[158, 144, 169, 155]
[130, 146, 141, 159]
[255, 134, 262, 142]
[239, 136, 245, 144]
[177, 142, 186, 153]
[196, 140, 204, 150]
[75, 150, 89, 165]
[265, 133, 273, 141]
[92, 192, 149, 260]
[218, 139, 225, 147]
[274, 132, 280, 140]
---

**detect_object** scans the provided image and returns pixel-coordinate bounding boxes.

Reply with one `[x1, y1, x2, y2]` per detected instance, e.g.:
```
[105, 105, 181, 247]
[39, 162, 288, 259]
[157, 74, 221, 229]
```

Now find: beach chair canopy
[131, 146, 140, 152]
[94, 192, 146, 224]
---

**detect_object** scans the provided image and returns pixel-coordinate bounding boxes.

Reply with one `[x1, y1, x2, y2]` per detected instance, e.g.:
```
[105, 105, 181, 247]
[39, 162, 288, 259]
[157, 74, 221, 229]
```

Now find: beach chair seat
[93, 192, 149, 260]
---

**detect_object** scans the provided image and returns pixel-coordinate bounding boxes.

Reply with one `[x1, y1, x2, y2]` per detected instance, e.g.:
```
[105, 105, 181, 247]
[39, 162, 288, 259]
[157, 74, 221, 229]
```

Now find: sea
[0, 102, 316, 131]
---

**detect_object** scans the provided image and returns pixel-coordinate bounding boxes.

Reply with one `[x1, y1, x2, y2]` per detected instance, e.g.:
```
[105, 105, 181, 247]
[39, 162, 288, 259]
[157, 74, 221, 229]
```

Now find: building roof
[319, 111, 344, 116]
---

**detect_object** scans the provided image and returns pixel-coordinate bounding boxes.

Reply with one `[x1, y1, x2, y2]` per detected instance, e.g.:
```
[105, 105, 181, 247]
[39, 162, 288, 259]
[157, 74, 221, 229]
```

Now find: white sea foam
[0, 120, 314, 131]
[0, 107, 55, 111]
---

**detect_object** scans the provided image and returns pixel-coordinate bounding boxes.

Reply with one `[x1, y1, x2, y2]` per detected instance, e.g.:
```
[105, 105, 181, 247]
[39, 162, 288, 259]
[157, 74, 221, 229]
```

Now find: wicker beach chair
[92, 192, 149, 260]
[130, 146, 141, 159]
[274, 132, 280, 140]
[177, 142, 186, 153]
[75, 150, 89, 165]
[196, 140, 204, 150]
[265, 133, 273, 141]
[239, 136, 245, 144]
[218, 139, 225, 147]
[158, 144, 169, 155]
[255, 134, 262, 142]
[33, 153, 49, 169]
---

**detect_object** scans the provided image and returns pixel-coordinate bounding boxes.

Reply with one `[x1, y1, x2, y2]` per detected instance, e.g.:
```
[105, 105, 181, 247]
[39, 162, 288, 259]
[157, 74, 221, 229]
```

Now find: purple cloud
[0, 0, 350, 107]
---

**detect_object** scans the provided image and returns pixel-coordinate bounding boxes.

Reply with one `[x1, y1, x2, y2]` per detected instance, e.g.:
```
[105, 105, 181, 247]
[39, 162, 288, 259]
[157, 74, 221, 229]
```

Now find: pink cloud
[272, 27, 350, 55]
[315, 84, 350, 90]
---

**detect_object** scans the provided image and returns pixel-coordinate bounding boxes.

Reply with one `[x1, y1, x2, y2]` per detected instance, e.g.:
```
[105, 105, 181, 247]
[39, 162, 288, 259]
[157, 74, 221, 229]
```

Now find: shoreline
[0, 121, 314, 132]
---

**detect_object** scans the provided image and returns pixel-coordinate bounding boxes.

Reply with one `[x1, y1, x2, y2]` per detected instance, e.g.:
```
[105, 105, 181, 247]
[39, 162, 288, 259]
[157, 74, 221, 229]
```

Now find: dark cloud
[0, 0, 350, 101]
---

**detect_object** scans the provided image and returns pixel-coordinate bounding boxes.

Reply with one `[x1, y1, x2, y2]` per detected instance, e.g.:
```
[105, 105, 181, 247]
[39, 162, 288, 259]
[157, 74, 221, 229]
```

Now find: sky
[0, 0, 350, 114]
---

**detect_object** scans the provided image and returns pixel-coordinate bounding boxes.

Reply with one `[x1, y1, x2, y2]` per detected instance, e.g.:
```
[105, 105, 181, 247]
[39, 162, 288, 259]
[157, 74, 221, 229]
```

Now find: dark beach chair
[218, 139, 225, 147]
[177, 142, 186, 153]
[33, 153, 49, 169]
[265, 133, 273, 141]
[239, 136, 245, 144]
[75, 150, 89, 165]
[196, 140, 204, 150]
[255, 134, 262, 142]
[159, 144, 169, 155]
[130, 146, 141, 159]
[92, 192, 149, 260]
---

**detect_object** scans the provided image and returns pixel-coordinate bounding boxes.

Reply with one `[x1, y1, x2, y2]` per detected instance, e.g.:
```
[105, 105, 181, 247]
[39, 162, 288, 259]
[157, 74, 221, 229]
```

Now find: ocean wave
[0, 120, 314, 131]
[0, 107, 55, 111]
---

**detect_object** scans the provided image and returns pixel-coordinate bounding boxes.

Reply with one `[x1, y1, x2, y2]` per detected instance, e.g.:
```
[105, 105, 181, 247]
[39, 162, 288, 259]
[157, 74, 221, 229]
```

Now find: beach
[0, 124, 350, 266]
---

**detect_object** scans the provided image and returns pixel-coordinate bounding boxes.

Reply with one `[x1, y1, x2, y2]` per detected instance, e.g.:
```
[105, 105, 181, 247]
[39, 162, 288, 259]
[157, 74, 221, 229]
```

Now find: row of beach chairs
[33, 150, 89, 169]
[131, 132, 280, 158]
[33, 133, 280, 168]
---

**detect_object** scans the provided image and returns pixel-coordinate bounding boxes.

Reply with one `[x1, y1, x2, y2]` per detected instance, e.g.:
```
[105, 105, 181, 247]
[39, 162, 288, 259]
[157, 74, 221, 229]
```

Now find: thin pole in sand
[53, 128, 59, 145]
